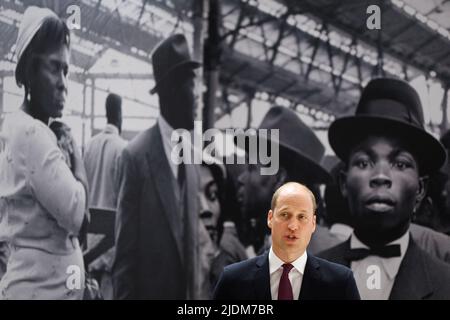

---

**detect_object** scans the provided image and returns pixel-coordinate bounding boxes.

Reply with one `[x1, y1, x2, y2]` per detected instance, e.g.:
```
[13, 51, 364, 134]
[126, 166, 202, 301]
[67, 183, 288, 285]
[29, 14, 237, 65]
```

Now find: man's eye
[207, 189, 217, 201]
[394, 160, 410, 170]
[50, 63, 60, 73]
[354, 159, 369, 169]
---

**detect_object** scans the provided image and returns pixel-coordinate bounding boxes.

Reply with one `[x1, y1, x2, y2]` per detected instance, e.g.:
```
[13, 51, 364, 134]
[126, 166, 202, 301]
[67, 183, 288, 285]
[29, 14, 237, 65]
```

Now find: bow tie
[345, 244, 401, 261]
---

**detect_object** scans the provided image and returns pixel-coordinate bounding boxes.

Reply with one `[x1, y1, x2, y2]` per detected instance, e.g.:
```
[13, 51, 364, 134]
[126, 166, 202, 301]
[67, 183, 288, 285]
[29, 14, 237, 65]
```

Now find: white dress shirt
[350, 231, 409, 300]
[268, 247, 307, 300]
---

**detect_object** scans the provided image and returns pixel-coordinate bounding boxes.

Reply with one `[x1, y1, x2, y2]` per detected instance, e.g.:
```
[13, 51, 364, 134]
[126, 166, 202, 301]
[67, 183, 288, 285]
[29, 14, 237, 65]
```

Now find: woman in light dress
[0, 6, 88, 299]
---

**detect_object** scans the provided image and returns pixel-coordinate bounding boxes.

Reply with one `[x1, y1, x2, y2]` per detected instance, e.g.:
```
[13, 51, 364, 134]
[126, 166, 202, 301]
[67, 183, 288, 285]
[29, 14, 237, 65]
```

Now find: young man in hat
[319, 77, 450, 299]
[113, 34, 201, 299]
[236, 106, 333, 255]
[213, 182, 360, 300]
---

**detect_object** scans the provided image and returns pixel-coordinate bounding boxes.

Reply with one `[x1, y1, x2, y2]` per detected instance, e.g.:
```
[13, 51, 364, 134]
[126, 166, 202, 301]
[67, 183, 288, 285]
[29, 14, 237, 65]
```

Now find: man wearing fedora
[319, 77, 450, 299]
[236, 106, 333, 255]
[113, 34, 201, 299]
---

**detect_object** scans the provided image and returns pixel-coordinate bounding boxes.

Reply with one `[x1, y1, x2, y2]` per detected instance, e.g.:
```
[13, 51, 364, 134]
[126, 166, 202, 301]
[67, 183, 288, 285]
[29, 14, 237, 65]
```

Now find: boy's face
[341, 135, 426, 242]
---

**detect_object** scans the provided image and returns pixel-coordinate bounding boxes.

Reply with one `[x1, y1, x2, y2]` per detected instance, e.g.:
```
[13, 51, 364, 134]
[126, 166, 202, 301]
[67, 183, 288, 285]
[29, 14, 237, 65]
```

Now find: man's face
[30, 45, 70, 119]
[342, 135, 425, 239]
[199, 165, 221, 242]
[237, 164, 283, 249]
[162, 67, 196, 130]
[267, 185, 316, 262]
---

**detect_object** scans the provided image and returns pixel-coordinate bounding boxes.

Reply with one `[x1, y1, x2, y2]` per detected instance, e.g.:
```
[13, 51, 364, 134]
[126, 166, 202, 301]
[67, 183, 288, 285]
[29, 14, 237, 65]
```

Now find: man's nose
[200, 210, 213, 220]
[198, 192, 211, 212]
[288, 219, 299, 231]
[57, 71, 68, 92]
[370, 162, 392, 188]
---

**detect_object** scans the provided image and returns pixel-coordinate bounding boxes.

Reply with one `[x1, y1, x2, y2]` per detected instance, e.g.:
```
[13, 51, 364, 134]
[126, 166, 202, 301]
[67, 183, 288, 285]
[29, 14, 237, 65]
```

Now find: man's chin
[52, 108, 64, 118]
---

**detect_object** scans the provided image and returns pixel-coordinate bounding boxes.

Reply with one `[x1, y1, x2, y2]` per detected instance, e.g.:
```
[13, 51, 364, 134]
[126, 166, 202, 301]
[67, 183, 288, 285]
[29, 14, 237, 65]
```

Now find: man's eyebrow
[391, 148, 413, 158]
[351, 147, 373, 158]
[48, 58, 68, 68]
[205, 180, 217, 190]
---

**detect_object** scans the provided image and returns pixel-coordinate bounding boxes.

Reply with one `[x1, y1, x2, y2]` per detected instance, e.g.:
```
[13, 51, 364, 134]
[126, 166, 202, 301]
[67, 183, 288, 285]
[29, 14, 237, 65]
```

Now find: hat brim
[150, 60, 201, 94]
[234, 132, 331, 184]
[329, 116, 447, 174]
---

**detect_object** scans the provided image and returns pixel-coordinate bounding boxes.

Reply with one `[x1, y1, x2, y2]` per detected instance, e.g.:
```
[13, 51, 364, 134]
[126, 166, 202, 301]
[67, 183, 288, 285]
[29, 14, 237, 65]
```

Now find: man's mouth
[365, 196, 395, 212]
[285, 235, 298, 241]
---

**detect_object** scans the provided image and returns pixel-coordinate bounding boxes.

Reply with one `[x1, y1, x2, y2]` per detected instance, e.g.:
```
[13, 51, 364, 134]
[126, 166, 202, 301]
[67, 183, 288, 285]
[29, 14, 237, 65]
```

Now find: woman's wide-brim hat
[328, 77, 446, 174]
[150, 34, 201, 94]
[235, 106, 331, 184]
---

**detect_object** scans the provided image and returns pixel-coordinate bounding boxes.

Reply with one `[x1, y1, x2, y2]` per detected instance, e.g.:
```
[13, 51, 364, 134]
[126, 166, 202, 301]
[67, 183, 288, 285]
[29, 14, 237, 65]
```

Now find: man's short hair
[271, 182, 317, 213]
[106, 93, 122, 122]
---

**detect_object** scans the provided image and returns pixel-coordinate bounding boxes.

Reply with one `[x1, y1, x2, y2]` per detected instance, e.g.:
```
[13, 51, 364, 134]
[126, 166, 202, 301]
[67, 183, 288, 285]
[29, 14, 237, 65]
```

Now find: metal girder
[304, 23, 327, 81]
[283, 0, 450, 83]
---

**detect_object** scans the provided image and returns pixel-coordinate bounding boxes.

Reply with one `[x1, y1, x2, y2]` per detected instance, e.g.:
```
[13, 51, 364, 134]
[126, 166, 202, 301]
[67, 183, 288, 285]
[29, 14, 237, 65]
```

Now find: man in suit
[83, 93, 127, 299]
[112, 34, 200, 299]
[319, 77, 450, 299]
[310, 160, 450, 263]
[213, 182, 360, 300]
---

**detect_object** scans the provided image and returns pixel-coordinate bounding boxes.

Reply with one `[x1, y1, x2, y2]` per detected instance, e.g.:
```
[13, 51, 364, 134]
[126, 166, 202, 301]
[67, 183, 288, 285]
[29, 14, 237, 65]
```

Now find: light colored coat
[83, 124, 127, 210]
[0, 110, 85, 299]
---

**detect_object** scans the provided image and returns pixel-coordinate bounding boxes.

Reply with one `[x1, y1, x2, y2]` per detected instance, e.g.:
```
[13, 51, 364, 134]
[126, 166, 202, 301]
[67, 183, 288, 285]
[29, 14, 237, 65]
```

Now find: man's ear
[415, 175, 429, 210]
[312, 214, 316, 233]
[339, 169, 348, 198]
[267, 210, 273, 229]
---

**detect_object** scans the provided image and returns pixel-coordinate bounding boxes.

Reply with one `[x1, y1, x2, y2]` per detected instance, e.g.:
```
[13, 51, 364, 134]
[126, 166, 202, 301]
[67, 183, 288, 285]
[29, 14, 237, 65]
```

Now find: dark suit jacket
[213, 251, 360, 300]
[318, 237, 450, 299]
[112, 124, 199, 299]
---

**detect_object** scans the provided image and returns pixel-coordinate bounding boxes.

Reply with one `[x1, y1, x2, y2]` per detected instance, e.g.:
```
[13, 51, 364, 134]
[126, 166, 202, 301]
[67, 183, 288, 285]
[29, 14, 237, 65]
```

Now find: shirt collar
[268, 247, 308, 276]
[103, 124, 119, 135]
[350, 230, 409, 280]
[329, 223, 353, 238]
[158, 115, 174, 141]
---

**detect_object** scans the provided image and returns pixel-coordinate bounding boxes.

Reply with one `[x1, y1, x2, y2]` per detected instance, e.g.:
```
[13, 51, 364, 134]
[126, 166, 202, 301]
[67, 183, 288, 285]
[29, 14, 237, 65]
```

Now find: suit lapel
[147, 126, 184, 263]
[298, 254, 321, 300]
[184, 163, 200, 298]
[389, 238, 433, 300]
[253, 253, 272, 300]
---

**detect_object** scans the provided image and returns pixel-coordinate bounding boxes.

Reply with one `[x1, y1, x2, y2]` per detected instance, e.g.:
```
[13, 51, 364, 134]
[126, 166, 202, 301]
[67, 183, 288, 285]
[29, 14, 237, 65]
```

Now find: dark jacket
[213, 251, 360, 300]
[318, 237, 450, 299]
[112, 124, 199, 299]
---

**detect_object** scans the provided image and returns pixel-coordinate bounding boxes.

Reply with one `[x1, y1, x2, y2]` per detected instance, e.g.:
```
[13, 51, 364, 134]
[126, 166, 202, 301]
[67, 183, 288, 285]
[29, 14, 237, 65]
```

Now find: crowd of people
[1, 6, 450, 300]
